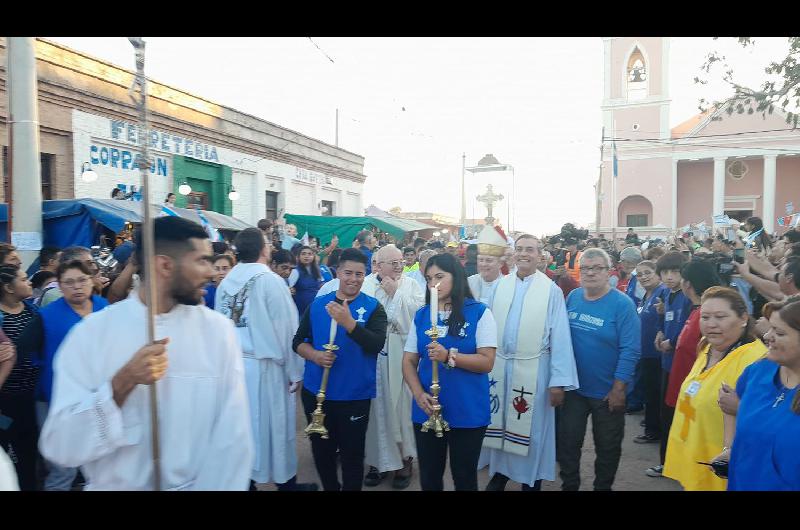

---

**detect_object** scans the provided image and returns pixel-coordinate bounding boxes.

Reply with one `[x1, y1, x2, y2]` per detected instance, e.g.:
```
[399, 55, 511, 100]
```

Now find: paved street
[258, 402, 682, 492]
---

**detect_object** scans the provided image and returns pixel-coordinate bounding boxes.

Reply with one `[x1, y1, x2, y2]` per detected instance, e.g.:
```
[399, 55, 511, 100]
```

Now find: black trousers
[659, 369, 675, 465]
[301, 389, 370, 491]
[0, 392, 39, 491]
[556, 391, 625, 491]
[413, 423, 486, 491]
[641, 357, 663, 437]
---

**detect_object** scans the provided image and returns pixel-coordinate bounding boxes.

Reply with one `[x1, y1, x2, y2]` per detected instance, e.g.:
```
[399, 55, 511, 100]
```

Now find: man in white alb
[361, 245, 425, 488]
[478, 234, 579, 491]
[216, 228, 317, 491]
[39, 216, 253, 490]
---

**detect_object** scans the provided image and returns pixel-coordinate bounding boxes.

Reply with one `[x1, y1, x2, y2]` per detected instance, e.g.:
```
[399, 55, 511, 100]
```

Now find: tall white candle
[430, 283, 439, 328]
[329, 317, 337, 345]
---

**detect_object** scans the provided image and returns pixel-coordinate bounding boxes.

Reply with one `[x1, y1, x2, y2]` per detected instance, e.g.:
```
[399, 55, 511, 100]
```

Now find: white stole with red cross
[483, 271, 549, 456]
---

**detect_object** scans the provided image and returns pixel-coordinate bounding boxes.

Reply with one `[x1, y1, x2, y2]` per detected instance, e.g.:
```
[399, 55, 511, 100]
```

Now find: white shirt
[39, 295, 254, 491]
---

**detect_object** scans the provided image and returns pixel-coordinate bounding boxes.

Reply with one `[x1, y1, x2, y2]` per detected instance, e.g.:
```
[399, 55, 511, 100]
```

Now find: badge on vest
[685, 381, 701, 396]
[355, 306, 367, 323]
[665, 311, 675, 322]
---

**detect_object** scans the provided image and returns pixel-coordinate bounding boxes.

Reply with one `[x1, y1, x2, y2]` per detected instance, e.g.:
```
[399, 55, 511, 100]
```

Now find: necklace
[775, 369, 799, 408]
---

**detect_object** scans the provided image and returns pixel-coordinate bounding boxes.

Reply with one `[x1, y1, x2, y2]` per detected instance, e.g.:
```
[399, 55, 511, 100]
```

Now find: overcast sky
[48, 37, 792, 234]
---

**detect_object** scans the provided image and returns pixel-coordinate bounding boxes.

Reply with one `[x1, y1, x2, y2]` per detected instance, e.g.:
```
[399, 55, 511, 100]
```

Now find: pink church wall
[618, 195, 653, 226]
[677, 161, 713, 226]
[724, 158, 764, 218]
[613, 107, 661, 140]
[776, 157, 800, 226]
[600, 156, 671, 228]
[690, 109, 800, 137]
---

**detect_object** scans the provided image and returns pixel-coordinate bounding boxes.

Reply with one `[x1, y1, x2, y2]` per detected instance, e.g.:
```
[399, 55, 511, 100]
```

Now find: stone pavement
[257, 403, 683, 491]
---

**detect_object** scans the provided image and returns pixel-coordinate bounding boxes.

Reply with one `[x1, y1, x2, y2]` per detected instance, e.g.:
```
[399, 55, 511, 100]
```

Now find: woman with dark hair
[289, 246, 324, 316]
[402, 253, 497, 490]
[164, 192, 176, 205]
[0, 265, 39, 490]
[663, 287, 766, 490]
[743, 216, 772, 254]
[715, 298, 800, 490]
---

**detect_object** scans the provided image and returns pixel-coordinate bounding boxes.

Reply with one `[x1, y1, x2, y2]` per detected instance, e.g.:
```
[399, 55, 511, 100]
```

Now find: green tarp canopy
[283, 214, 436, 246]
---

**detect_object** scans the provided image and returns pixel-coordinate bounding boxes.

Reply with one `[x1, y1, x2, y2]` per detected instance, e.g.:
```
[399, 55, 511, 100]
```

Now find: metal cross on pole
[476, 183, 504, 226]
[128, 36, 162, 491]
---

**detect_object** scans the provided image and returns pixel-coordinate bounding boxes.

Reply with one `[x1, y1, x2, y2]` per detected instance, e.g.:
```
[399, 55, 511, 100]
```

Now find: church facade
[596, 37, 800, 237]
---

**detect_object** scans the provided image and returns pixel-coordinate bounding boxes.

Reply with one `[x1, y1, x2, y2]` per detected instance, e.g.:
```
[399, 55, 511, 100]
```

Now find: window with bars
[626, 214, 648, 227]
[265, 191, 278, 221]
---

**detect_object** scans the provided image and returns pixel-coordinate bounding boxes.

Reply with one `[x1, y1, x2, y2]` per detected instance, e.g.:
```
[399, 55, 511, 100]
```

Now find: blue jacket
[638, 284, 669, 360]
[359, 246, 373, 275]
[660, 289, 693, 372]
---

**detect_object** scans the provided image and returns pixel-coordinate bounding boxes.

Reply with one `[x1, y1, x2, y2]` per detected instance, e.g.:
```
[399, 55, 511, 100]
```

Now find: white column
[713, 157, 726, 217]
[672, 159, 678, 229]
[763, 155, 777, 233]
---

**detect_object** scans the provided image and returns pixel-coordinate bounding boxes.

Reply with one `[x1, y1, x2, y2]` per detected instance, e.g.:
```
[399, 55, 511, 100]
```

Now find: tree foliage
[696, 37, 800, 128]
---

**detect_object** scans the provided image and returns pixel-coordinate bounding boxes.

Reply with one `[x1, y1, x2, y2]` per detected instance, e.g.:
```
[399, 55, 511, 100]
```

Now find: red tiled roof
[671, 108, 716, 139]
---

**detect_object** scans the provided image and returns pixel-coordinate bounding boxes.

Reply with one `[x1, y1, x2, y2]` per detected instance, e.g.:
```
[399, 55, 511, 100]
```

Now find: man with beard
[39, 216, 253, 490]
[216, 228, 316, 491]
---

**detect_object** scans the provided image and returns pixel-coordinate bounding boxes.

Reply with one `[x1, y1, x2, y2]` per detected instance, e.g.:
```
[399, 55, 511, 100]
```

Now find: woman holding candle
[402, 253, 497, 491]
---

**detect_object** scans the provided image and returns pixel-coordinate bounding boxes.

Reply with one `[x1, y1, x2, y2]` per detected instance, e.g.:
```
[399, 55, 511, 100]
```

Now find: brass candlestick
[305, 343, 338, 439]
[421, 326, 450, 437]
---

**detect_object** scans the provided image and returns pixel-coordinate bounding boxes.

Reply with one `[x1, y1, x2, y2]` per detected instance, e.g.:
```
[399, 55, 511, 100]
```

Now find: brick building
[0, 38, 367, 225]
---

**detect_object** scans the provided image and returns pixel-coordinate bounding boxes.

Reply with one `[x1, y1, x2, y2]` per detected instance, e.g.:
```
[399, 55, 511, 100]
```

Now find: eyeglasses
[378, 260, 403, 268]
[581, 266, 609, 274]
[61, 276, 91, 289]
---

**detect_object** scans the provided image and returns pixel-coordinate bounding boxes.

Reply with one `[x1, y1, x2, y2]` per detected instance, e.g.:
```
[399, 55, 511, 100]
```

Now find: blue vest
[293, 266, 323, 316]
[37, 295, 109, 402]
[411, 299, 490, 428]
[304, 291, 380, 401]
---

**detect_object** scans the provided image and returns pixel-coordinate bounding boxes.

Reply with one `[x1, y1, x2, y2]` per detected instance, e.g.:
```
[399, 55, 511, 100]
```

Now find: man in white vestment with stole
[479, 234, 579, 490]
[468, 226, 508, 307]
[362, 245, 425, 489]
[216, 228, 317, 491]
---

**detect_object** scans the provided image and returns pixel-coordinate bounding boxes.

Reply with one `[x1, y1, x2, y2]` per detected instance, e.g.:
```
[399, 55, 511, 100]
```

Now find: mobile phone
[555, 251, 566, 267]
[697, 460, 729, 479]
[733, 248, 745, 264]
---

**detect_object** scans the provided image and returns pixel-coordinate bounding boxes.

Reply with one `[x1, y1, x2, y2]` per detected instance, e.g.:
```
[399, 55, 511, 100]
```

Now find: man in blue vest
[293, 248, 388, 491]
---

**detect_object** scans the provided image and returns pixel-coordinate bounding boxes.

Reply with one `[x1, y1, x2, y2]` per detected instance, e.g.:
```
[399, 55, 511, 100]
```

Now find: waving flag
[194, 206, 222, 242]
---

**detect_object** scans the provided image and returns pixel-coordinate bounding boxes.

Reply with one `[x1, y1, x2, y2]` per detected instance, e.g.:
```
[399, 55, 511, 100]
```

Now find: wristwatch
[448, 348, 458, 368]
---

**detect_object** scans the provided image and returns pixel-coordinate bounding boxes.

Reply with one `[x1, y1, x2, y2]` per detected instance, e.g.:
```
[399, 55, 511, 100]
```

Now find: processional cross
[476, 184, 504, 225]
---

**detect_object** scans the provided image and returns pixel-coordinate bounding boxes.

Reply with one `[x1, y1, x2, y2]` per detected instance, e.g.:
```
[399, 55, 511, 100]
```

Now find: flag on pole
[301, 231, 310, 246]
[160, 205, 179, 217]
[194, 206, 222, 242]
[612, 139, 618, 178]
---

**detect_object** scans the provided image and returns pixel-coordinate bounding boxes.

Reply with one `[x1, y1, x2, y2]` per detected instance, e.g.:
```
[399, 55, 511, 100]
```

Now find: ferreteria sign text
[109, 119, 220, 163]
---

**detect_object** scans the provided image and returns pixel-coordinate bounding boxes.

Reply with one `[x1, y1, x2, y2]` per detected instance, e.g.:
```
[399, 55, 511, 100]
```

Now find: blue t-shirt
[728, 359, 800, 491]
[359, 246, 373, 276]
[660, 289, 692, 372]
[567, 288, 641, 399]
[638, 284, 669, 360]
[38, 295, 109, 402]
[204, 283, 217, 310]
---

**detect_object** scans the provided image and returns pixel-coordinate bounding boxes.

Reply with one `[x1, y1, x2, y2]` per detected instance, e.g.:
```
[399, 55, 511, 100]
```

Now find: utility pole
[596, 126, 604, 237]
[7, 37, 43, 269]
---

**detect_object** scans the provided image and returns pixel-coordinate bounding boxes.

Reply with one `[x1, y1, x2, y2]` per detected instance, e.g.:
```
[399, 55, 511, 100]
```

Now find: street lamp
[178, 182, 192, 195]
[465, 154, 515, 232]
[228, 185, 239, 201]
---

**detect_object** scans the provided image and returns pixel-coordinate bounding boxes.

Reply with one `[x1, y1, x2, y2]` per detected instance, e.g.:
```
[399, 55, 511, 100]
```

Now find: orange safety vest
[565, 251, 582, 283]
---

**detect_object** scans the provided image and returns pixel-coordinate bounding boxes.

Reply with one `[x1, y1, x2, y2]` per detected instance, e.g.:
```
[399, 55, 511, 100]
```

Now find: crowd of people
[0, 213, 797, 491]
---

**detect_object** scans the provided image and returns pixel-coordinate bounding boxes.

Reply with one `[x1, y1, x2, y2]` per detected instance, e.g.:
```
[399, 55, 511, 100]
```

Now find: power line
[604, 126, 800, 143]
[307, 37, 335, 64]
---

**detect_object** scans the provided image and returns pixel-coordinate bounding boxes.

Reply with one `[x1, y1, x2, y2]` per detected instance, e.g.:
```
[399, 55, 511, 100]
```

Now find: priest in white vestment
[362, 245, 424, 488]
[39, 216, 253, 490]
[478, 234, 579, 490]
[467, 226, 509, 306]
[216, 228, 316, 491]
